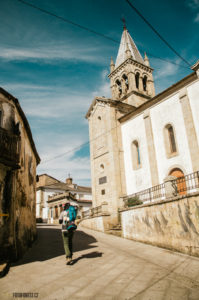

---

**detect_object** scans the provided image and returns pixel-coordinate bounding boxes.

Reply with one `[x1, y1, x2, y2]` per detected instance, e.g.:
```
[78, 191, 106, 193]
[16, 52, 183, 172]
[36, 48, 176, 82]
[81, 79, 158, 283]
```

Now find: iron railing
[175, 171, 199, 194]
[123, 171, 199, 207]
[123, 183, 165, 207]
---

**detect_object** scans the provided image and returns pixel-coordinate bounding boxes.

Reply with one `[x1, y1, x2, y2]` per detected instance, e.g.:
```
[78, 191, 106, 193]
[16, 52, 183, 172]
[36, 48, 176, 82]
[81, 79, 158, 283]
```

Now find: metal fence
[175, 171, 199, 194]
[123, 171, 199, 207]
[123, 183, 165, 207]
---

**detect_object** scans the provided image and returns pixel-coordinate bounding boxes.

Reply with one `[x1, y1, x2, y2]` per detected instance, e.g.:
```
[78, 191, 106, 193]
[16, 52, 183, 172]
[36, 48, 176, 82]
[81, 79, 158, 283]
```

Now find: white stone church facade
[86, 26, 199, 225]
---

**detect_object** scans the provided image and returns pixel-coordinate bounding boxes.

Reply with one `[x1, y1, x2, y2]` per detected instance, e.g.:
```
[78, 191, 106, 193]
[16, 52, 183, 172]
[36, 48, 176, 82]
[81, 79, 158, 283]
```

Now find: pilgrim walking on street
[59, 202, 77, 264]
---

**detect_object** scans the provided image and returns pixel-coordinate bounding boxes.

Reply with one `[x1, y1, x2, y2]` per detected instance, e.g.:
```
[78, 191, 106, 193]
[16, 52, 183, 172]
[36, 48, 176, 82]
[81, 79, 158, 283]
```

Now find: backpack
[62, 206, 77, 231]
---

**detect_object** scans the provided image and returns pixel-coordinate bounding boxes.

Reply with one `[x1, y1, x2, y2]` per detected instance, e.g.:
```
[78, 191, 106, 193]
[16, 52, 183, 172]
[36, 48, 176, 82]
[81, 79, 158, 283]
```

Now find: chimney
[66, 177, 73, 185]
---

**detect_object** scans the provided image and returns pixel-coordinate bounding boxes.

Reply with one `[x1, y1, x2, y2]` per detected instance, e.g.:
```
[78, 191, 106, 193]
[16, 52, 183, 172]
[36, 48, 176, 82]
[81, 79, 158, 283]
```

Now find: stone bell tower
[86, 25, 156, 228]
[109, 25, 155, 107]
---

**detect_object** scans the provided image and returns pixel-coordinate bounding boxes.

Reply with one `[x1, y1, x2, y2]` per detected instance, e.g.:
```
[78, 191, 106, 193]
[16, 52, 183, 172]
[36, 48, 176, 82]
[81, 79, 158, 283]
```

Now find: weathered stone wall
[121, 193, 199, 257]
[0, 93, 38, 262]
[80, 215, 111, 232]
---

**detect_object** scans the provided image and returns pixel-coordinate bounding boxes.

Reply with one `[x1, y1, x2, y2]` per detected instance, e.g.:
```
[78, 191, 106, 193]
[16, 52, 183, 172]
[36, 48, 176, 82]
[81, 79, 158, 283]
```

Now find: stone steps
[105, 224, 122, 237]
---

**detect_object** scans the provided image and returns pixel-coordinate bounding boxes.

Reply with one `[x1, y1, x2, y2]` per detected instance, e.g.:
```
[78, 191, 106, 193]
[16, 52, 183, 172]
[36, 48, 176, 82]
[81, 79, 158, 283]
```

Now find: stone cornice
[108, 57, 153, 78]
[85, 97, 135, 119]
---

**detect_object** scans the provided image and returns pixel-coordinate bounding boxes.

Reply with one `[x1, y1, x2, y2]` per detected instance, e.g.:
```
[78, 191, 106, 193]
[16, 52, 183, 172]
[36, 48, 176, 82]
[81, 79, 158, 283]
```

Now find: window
[100, 164, 104, 172]
[101, 189, 105, 195]
[122, 74, 129, 91]
[135, 72, 140, 89]
[116, 79, 122, 96]
[143, 75, 147, 91]
[131, 140, 141, 169]
[168, 126, 176, 153]
[164, 124, 178, 158]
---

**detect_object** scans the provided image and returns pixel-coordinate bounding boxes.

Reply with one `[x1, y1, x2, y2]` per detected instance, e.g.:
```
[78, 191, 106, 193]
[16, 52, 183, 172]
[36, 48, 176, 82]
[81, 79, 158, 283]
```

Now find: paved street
[1, 224, 199, 300]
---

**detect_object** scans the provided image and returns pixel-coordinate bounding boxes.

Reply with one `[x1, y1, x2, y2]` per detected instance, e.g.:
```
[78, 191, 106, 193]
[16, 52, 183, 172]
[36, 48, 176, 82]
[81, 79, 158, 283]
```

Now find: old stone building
[86, 25, 199, 228]
[0, 87, 40, 263]
[36, 174, 92, 222]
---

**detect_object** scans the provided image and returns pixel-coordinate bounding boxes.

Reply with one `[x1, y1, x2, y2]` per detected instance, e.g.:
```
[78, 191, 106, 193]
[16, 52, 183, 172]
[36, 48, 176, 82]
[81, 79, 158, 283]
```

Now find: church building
[86, 25, 199, 226]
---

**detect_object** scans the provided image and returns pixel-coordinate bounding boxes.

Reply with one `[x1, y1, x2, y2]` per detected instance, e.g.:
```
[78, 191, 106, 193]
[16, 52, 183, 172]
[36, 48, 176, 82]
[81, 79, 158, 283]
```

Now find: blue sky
[0, 0, 199, 186]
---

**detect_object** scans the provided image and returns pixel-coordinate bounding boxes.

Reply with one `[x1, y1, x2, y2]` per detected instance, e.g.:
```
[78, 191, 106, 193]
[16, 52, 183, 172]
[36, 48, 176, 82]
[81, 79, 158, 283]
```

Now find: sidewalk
[0, 224, 199, 299]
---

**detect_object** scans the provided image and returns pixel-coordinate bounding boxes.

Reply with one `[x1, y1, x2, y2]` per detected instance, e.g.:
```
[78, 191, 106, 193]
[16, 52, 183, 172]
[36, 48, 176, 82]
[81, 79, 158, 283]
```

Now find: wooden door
[169, 168, 186, 195]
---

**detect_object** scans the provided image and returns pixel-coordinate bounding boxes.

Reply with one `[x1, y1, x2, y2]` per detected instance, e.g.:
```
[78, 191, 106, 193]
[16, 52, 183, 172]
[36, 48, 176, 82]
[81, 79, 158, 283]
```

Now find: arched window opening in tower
[135, 72, 140, 89]
[122, 74, 129, 91]
[116, 79, 122, 97]
[143, 75, 147, 91]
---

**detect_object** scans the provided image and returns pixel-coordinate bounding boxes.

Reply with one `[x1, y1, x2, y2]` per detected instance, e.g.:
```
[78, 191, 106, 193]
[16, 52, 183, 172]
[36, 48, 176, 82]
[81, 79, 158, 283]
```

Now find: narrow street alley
[1, 224, 199, 300]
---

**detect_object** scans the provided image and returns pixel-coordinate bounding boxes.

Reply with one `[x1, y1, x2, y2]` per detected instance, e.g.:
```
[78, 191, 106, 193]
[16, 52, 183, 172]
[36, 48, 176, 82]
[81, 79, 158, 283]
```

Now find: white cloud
[0, 44, 107, 64]
[3, 74, 110, 186]
[36, 135, 91, 186]
[91, 69, 111, 98]
[194, 13, 199, 22]
[153, 60, 179, 79]
[186, 0, 199, 22]
[187, 0, 199, 9]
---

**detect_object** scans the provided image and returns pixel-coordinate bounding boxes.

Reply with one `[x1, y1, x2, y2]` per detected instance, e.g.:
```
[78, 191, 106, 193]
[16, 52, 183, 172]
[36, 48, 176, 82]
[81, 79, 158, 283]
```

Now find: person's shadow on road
[12, 225, 99, 267]
[67, 251, 103, 266]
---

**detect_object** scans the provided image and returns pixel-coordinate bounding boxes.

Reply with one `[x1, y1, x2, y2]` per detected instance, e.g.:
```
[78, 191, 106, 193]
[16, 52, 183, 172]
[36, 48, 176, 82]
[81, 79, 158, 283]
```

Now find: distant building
[36, 174, 92, 223]
[0, 87, 40, 262]
[86, 26, 199, 226]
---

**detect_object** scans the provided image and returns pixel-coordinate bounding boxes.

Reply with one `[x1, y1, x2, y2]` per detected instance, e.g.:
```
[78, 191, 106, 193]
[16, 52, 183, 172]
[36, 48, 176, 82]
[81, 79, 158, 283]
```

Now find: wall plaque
[99, 176, 107, 184]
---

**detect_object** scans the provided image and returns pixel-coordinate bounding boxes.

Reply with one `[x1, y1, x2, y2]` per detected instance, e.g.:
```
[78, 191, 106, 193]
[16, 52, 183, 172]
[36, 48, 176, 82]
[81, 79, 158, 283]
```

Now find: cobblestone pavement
[1, 224, 199, 300]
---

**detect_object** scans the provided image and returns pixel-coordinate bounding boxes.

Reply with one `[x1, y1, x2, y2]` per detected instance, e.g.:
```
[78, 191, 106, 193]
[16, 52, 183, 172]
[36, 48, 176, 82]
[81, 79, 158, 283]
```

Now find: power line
[17, 0, 119, 44]
[17, 0, 190, 70]
[41, 141, 90, 164]
[125, 0, 191, 67]
[40, 120, 121, 165]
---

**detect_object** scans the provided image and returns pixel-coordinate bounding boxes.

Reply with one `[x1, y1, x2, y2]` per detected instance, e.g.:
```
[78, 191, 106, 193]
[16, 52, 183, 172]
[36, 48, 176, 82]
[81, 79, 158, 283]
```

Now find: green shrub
[127, 196, 143, 207]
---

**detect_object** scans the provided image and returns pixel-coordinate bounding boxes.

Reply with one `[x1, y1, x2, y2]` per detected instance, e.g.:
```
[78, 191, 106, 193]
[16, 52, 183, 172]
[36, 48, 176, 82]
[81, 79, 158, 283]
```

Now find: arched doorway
[169, 168, 186, 195]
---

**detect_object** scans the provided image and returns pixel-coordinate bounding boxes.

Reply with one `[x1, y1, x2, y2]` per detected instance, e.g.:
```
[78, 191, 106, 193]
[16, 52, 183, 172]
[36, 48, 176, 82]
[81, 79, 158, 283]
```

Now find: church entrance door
[169, 168, 186, 195]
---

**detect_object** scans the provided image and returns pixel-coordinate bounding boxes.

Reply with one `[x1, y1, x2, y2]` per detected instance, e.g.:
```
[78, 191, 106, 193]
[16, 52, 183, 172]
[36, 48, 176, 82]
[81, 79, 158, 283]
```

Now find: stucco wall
[121, 193, 199, 257]
[150, 92, 193, 183]
[121, 113, 152, 195]
[80, 215, 111, 232]
[121, 81, 198, 196]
